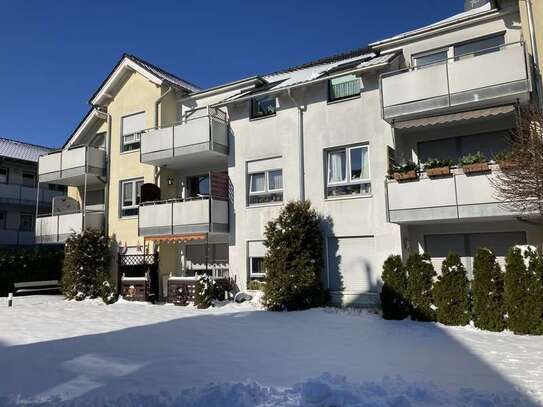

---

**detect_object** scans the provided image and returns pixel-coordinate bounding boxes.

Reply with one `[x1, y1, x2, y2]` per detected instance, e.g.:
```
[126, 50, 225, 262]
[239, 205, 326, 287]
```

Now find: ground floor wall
[0, 203, 36, 247]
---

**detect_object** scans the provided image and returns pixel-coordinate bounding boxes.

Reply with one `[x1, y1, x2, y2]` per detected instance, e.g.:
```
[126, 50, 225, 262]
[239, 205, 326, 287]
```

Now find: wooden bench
[13, 280, 61, 296]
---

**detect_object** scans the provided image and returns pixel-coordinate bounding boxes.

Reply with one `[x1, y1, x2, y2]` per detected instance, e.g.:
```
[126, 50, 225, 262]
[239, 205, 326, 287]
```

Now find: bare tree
[491, 105, 543, 217]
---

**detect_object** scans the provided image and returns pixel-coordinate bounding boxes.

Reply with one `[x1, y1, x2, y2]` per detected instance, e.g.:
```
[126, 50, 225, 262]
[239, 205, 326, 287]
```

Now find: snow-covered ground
[0, 295, 542, 406]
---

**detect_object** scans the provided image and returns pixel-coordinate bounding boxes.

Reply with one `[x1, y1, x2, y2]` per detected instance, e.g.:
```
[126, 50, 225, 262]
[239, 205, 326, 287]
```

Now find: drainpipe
[524, 0, 543, 110]
[154, 86, 174, 184]
[287, 88, 306, 201]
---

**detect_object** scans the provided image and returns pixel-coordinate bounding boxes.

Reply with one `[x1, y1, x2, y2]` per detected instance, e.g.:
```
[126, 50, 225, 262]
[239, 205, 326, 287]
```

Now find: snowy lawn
[0, 296, 542, 406]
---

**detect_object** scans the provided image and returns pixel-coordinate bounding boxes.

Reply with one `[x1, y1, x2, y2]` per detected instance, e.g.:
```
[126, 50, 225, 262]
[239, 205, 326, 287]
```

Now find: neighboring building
[36, 0, 543, 305]
[519, 0, 543, 108]
[0, 138, 65, 247]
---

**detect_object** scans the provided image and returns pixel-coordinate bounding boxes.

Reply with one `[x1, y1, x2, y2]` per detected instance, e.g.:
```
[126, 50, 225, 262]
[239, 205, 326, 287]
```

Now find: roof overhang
[63, 108, 106, 149]
[90, 56, 165, 106]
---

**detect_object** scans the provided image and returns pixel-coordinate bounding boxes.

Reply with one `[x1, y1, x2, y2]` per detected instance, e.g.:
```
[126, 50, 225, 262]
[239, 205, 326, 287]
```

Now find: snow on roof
[221, 53, 396, 103]
[370, 2, 495, 47]
[0, 137, 54, 163]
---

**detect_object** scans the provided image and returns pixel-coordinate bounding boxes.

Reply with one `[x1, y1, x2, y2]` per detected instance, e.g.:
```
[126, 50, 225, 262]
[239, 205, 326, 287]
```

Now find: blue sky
[0, 0, 464, 148]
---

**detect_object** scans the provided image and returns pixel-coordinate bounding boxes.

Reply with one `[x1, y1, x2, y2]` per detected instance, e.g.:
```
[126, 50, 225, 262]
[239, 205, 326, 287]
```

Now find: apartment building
[35, 0, 543, 305]
[0, 138, 65, 247]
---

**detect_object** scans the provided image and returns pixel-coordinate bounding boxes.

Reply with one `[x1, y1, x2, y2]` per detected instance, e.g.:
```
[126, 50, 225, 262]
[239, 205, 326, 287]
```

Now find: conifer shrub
[262, 200, 328, 311]
[406, 253, 436, 321]
[433, 252, 470, 326]
[61, 229, 116, 304]
[472, 248, 505, 332]
[380, 255, 409, 320]
[504, 246, 543, 335]
[194, 274, 216, 309]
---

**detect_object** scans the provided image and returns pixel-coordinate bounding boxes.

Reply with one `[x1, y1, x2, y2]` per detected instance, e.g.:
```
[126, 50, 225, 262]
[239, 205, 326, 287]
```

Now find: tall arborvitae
[380, 255, 410, 320]
[433, 253, 470, 326]
[504, 246, 542, 335]
[406, 253, 436, 322]
[262, 200, 327, 311]
[472, 248, 505, 332]
[61, 229, 116, 304]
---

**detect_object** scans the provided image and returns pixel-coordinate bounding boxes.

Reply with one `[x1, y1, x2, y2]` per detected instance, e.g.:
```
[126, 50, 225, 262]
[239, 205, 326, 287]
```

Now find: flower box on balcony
[462, 162, 490, 174]
[426, 166, 451, 178]
[393, 170, 418, 181]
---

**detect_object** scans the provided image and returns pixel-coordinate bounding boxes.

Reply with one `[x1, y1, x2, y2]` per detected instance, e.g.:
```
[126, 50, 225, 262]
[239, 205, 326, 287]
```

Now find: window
[248, 240, 267, 278]
[91, 132, 106, 149]
[187, 175, 210, 198]
[413, 49, 448, 68]
[0, 167, 8, 184]
[326, 145, 370, 197]
[328, 74, 361, 101]
[19, 213, 33, 232]
[251, 95, 276, 119]
[0, 211, 5, 229]
[120, 179, 144, 217]
[22, 173, 35, 187]
[121, 112, 146, 152]
[248, 169, 283, 205]
[454, 34, 505, 60]
[48, 184, 67, 192]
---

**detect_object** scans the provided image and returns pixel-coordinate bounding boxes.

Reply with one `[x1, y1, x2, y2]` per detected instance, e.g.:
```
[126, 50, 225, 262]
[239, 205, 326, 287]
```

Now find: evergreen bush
[472, 248, 505, 332]
[262, 200, 328, 311]
[433, 253, 470, 326]
[194, 274, 216, 309]
[406, 253, 436, 321]
[504, 246, 543, 335]
[61, 229, 115, 304]
[380, 255, 409, 320]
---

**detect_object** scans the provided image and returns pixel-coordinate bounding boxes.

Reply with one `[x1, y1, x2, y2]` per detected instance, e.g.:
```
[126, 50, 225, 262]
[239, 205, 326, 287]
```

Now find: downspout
[154, 86, 174, 184]
[524, 0, 543, 110]
[287, 88, 306, 201]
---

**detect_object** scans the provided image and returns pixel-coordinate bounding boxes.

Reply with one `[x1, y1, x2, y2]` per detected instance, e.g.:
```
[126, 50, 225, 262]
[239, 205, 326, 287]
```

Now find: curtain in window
[268, 170, 283, 190]
[123, 183, 133, 206]
[328, 151, 346, 183]
[330, 74, 360, 100]
[250, 173, 266, 192]
[136, 181, 143, 205]
[360, 147, 369, 180]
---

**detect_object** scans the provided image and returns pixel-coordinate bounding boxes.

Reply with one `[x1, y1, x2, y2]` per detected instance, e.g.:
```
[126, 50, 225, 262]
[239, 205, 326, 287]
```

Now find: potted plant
[424, 158, 453, 177]
[460, 152, 489, 174]
[391, 161, 418, 181]
[493, 151, 517, 171]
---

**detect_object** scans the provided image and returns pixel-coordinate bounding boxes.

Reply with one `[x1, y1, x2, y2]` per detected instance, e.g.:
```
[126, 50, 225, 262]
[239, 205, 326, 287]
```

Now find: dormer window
[251, 95, 276, 119]
[328, 74, 361, 101]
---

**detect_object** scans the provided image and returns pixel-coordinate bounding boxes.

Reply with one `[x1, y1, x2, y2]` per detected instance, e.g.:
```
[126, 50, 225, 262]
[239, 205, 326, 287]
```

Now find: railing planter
[426, 166, 451, 178]
[393, 170, 418, 182]
[462, 162, 490, 174]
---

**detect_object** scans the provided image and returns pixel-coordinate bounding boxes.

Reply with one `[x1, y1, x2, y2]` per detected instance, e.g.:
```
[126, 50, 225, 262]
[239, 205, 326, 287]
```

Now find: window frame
[250, 95, 276, 119]
[120, 111, 146, 153]
[326, 144, 371, 198]
[0, 167, 8, 184]
[249, 256, 266, 278]
[412, 47, 449, 68]
[22, 172, 36, 188]
[247, 169, 283, 206]
[453, 33, 505, 60]
[327, 74, 361, 102]
[19, 213, 34, 232]
[119, 178, 144, 218]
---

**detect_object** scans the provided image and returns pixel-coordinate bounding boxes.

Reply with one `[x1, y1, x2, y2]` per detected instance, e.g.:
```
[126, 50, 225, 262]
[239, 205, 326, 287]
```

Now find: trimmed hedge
[0, 248, 64, 296]
[380, 255, 409, 320]
[433, 253, 470, 326]
[406, 253, 436, 322]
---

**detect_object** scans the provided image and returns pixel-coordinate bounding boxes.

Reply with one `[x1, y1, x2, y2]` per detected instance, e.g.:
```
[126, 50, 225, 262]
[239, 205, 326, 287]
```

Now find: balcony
[380, 42, 531, 123]
[139, 198, 228, 238]
[0, 230, 35, 246]
[140, 107, 228, 170]
[386, 165, 520, 224]
[38, 145, 106, 186]
[35, 211, 105, 244]
[0, 183, 65, 207]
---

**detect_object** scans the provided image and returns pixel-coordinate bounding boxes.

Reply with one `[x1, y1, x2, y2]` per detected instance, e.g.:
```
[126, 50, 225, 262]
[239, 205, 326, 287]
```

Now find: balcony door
[187, 175, 209, 199]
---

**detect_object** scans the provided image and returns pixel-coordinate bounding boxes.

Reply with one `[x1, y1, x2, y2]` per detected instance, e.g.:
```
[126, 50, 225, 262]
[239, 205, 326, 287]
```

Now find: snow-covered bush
[380, 255, 409, 320]
[472, 248, 505, 332]
[194, 274, 216, 309]
[262, 200, 328, 311]
[61, 229, 116, 304]
[504, 246, 543, 335]
[406, 253, 436, 322]
[433, 253, 470, 326]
